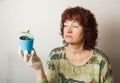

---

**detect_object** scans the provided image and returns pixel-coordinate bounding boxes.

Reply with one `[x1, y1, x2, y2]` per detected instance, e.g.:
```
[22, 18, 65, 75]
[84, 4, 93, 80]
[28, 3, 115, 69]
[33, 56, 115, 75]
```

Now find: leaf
[21, 29, 32, 35]
[26, 29, 30, 34]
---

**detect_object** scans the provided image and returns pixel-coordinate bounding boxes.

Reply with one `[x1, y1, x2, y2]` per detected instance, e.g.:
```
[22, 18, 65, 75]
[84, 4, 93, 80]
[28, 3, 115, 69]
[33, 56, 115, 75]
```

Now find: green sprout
[21, 29, 32, 40]
[22, 29, 31, 35]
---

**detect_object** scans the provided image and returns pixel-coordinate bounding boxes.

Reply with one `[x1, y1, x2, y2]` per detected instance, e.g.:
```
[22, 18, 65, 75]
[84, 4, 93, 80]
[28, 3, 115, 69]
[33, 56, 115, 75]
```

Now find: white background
[0, 0, 120, 83]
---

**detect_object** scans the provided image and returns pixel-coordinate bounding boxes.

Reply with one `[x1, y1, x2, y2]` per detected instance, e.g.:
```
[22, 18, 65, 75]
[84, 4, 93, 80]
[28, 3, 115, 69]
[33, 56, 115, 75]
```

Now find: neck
[67, 43, 85, 55]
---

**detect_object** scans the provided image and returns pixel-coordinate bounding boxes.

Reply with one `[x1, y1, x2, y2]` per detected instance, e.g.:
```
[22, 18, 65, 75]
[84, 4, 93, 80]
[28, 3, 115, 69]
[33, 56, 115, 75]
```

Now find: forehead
[64, 20, 79, 24]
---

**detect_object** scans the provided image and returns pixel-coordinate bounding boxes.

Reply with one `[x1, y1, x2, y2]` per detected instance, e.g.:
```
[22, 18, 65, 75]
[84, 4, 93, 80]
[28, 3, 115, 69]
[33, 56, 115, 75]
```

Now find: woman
[18, 6, 114, 83]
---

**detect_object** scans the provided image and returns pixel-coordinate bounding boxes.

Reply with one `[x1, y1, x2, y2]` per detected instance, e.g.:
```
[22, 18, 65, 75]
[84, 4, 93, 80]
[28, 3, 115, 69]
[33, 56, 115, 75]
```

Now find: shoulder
[51, 46, 65, 53]
[49, 46, 65, 60]
[93, 48, 110, 62]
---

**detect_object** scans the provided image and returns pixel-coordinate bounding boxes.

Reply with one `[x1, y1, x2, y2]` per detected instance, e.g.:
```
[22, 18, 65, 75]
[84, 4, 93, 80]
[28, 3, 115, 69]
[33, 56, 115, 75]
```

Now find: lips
[66, 35, 72, 38]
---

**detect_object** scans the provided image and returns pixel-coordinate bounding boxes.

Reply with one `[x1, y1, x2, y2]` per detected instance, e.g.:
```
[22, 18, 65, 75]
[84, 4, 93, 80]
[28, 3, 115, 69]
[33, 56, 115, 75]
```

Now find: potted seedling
[19, 29, 34, 54]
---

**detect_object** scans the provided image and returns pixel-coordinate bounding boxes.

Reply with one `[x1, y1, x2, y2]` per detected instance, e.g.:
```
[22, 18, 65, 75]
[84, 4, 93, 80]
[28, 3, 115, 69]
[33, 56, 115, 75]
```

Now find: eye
[64, 23, 68, 27]
[72, 22, 79, 28]
[72, 25, 78, 28]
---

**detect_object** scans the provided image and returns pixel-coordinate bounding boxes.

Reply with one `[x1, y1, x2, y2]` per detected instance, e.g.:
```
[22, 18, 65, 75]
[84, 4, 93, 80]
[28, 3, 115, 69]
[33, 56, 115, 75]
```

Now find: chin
[65, 41, 74, 44]
[65, 40, 72, 43]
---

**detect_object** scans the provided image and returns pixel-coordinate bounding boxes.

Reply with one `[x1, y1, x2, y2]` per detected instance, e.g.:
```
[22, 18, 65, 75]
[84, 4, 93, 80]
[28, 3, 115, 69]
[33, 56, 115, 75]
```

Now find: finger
[32, 48, 37, 55]
[18, 46, 24, 59]
[23, 50, 29, 63]
[29, 50, 35, 62]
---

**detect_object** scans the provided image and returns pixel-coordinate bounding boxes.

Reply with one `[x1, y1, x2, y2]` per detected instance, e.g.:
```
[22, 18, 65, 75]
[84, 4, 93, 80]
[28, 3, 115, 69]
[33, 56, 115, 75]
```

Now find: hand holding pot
[18, 48, 43, 71]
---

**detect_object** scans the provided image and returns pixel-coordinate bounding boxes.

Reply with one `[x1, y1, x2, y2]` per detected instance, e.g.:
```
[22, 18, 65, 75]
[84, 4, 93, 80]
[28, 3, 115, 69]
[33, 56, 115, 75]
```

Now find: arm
[18, 48, 61, 83]
[18, 48, 47, 82]
[100, 57, 114, 83]
[37, 49, 61, 83]
[36, 60, 60, 83]
[36, 68, 46, 82]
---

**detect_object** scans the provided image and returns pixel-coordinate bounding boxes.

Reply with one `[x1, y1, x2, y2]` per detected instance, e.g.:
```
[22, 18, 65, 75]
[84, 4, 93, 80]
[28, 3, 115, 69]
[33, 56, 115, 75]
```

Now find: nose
[67, 26, 72, 33]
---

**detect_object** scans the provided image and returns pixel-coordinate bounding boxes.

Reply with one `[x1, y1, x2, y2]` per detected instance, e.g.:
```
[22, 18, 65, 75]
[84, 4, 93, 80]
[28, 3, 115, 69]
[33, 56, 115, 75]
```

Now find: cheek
[63, 28, 67, 32]
[74, 31, 84, 38]
[63, 29, 67, 35]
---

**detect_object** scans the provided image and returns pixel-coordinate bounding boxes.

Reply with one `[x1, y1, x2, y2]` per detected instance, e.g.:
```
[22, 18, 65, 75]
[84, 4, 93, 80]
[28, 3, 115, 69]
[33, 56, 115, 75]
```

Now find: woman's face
[63, 20, 84, 45]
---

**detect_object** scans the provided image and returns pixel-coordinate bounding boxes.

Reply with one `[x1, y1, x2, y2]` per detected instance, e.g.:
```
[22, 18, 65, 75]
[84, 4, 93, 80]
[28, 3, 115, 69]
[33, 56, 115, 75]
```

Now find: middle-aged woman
[18, 6, 114, 83]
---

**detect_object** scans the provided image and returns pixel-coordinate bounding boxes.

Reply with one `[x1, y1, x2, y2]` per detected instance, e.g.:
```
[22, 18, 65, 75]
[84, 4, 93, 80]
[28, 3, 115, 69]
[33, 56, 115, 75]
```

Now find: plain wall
[0, 0, 120, 83]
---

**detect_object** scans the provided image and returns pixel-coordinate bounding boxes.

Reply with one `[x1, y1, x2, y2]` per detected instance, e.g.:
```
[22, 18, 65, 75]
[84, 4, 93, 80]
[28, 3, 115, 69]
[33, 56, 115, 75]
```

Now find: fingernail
[31, 50, 34, 55]
[24, 50, 28, 54]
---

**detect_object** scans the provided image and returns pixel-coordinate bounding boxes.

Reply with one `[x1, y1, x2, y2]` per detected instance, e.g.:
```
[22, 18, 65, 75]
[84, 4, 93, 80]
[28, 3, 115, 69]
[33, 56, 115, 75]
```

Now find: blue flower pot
[19, 35, 34, 54]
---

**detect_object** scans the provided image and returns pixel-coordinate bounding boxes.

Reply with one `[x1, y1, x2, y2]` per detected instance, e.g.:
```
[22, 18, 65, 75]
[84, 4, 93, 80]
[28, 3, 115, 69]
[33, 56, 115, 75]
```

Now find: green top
[37, 46, 114, 83]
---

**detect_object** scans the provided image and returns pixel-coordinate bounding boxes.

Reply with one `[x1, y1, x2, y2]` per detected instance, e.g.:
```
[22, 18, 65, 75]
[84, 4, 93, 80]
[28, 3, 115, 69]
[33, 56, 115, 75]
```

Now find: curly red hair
[60, 6, 98, 50]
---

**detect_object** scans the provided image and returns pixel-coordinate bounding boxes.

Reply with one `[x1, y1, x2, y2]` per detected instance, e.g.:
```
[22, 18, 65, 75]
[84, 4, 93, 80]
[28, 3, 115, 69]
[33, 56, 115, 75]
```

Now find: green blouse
[37, 46, 114, 83]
